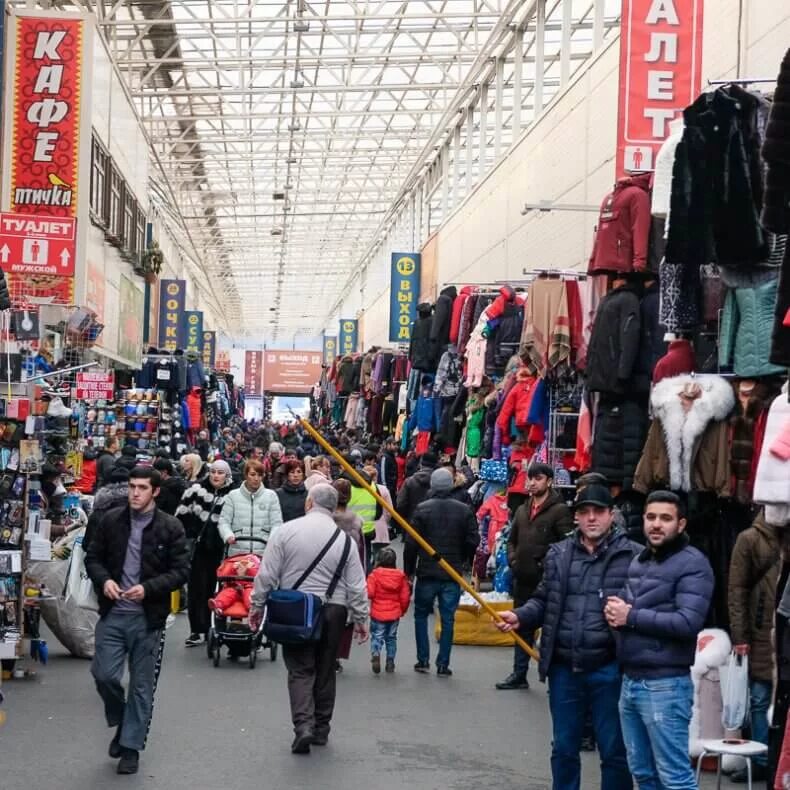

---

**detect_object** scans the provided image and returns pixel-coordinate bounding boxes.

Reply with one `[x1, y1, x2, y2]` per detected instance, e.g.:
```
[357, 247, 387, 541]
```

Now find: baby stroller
[206, 537, 278, 668]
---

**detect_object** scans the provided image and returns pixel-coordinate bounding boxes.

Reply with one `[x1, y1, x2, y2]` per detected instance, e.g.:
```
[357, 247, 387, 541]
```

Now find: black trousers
[188, 547, 220, 636]
[282, 604, 348, 736]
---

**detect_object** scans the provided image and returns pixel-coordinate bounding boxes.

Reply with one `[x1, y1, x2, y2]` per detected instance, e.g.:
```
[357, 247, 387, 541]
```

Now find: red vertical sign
[616, 0, 704, 176]
[244, 350, 263, 396]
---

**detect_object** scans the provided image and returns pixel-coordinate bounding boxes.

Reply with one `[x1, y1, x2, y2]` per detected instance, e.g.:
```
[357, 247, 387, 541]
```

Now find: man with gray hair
[249, 483, 369, 754]
[404, 468, 479, 677]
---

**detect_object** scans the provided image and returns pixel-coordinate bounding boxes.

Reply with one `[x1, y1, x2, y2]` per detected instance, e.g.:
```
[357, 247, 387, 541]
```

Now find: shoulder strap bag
[263, 527, 352, 644]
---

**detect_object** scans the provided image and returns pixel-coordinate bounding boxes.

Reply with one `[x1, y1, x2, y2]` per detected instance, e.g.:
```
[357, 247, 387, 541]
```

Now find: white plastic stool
[695, 738, 768, 790]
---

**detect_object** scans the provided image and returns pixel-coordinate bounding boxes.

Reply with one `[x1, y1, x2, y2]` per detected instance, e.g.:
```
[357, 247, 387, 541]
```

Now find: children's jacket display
[367, 566, 411, 622]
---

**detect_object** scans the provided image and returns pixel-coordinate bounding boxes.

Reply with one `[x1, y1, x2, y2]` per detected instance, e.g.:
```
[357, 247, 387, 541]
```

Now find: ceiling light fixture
[293, 18, 309, 32]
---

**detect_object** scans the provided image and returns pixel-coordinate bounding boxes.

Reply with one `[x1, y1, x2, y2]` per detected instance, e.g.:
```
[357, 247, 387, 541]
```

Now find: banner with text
[263, 350, 323, 395]
[389, 252, 421, 342]
[2, 12, 93, 304]
[182, 310, 203, 356]
[202, 331, 216, 369]
[322, 335, 337, 365]
[75, 370, 114, 400]
[244, 350, 263, 395]
[338, 319, 358, 356]
[616, 0, 703, 175]
[158, 279, 185, 351]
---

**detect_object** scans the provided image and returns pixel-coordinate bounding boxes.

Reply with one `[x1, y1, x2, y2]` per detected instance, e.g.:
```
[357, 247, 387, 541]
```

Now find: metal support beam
[593, 0, 605, 51]
[513, 26, 524, 136]
[452, 123, 461, 212]
[465, 103, 474, 191]
[561, 0, 573, 88]
[478, 81, 488, 180]
[441, 143, 450, 224]
[494, 56, 505, 160]
[534, 0, 546, 114]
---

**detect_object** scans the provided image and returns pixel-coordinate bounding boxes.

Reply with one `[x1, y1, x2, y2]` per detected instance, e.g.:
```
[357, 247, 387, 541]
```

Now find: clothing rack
[707, 78, 774, 86]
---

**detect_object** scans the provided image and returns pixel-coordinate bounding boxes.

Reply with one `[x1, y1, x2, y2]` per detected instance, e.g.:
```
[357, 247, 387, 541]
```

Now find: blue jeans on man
[413, 579, 461, 668]
[547, 661, 632, 790]
[619, 673, 696, 789]
[750, 679, 771, 767]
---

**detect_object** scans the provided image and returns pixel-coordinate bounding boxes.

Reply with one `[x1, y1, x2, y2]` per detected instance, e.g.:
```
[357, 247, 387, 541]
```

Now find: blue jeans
[370, 619, 399, 660]
[750, 679, 771, 767]
[619, 673, 696, 789]
[413, 579, 461, 668]
[547, 661, 631, 790]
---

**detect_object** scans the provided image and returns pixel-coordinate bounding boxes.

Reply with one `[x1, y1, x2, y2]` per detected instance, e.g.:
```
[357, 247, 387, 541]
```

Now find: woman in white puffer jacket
[218, 459, 283, 553]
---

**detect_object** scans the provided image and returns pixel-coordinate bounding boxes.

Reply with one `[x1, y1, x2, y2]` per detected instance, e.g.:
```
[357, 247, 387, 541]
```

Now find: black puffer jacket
[591, 398, 649, 490]
[507, 490, 574, 602]
[276, 482, 308, 523]
[515, 529, 639, 681]
[156, 476, 187, 516]
[396, 468, 434, 523]
[633, 281, 666, 392]
[404, 491, 479, 581]
[409, 303, 434, 372]
[85, 505, 190, 629]
[96, 450, 117, 489]
[336, 355, 356, 394]
[429, 286, 457, 365]
[586, 285, 642, 395]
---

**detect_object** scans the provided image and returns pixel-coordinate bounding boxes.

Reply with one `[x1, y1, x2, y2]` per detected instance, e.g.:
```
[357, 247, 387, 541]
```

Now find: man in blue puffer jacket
[605, 490, 714, 790]
[498, 484, 638, 790]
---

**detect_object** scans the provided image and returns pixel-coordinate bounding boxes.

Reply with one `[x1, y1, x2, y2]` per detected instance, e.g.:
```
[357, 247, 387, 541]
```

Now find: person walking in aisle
[367, 546, 411, 674]
[496, 463, 573, 690]
[497, 484, 636, 790]
[341, 457, 381, 573]
[378, 436, 399, 506]
[85, 467, 190, 775]
[175, 460, 234, 647]
[304, 455, 332, 490]
[396, 451, 438, 524]
[728, 509, 781, 784]
[218, 459, 283, 553]
[606, 491, 714, 790]
[405, 468, 479, 677]
[276, 458, 309, 522]
[249, 484, 368, 754]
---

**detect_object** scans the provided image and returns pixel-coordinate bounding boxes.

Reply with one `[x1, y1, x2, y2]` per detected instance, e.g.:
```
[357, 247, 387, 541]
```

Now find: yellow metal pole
[299, 417, 539, 660]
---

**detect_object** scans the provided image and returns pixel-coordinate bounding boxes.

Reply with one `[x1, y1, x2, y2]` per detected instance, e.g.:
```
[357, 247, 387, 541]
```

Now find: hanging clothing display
[519, 278, 570, 376]
[753, 383, 790, 526]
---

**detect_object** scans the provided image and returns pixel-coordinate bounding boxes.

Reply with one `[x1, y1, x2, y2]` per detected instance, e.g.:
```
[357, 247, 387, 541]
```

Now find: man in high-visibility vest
[342, 455, 381, 573]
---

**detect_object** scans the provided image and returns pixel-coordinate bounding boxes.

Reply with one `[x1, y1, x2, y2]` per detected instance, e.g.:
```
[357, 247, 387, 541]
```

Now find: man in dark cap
[497, 484, 637, 790]
[496, 463, 573, 690]
[396, 451, 438, 525]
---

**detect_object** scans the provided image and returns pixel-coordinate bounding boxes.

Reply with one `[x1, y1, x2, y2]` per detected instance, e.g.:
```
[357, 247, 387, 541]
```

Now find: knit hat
[121, 444, 138, 458]
[209, 459, 232, 478]
[420, 451, 438, 470]
[430, 468, 454, 493]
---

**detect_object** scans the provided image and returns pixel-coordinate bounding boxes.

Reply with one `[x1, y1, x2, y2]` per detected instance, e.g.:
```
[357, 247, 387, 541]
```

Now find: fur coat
[634, 374, 735, 495]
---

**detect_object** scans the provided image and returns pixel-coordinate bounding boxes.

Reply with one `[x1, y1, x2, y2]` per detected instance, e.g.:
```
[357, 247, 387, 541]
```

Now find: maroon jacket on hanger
[588, 173, 652, 274]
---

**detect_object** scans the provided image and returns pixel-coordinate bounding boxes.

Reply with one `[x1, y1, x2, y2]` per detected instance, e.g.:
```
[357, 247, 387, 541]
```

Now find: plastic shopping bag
[721, 652, 750, 730]
[64, 530, 99, 612]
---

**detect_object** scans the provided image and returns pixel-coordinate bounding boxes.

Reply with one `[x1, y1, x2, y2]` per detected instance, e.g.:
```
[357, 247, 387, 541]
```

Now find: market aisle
[2, 614, 736, 790]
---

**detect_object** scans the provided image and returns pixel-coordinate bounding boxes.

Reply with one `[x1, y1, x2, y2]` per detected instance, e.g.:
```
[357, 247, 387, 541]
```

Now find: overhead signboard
[202, 330, 216, 369]
[338, 319, 358, 356]
[182, 310, 203, 356]
[263, 350, 323, 395]
[157, 279, 185, 352]
[616, 0, 704, 175]
[322, 335, 337, 365]
[244, 350, 263, 395]
[0, 212, 76, 276]
[389, 252, 421, 342]
[2, 12, 93, 304]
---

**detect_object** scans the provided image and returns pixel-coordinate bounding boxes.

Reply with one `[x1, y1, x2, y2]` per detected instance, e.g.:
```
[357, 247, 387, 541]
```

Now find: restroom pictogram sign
[0, 211, 76, 276]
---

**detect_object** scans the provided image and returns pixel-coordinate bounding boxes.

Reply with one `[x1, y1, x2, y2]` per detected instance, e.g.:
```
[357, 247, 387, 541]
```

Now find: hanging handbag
[480, 458, 509, 483]
[263, 527, 352, 645]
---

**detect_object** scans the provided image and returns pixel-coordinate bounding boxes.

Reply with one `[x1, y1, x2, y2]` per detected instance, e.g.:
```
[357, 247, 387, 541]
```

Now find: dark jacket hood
[439, 286, 457, 300]
[93, 482, 129, 511]
[417, 303, 433, 318]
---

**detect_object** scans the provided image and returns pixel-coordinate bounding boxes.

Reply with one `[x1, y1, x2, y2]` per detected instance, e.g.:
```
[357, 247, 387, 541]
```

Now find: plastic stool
[695, 738, 768, 789]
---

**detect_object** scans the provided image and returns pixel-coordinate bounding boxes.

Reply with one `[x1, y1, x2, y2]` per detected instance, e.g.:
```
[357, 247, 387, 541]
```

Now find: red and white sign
[263, 350, 323, 395]
[616, 0, 704, 176]
[0, 211, 76, 276]
[244, 350, 263, 396]
[76, 370, 114, 400]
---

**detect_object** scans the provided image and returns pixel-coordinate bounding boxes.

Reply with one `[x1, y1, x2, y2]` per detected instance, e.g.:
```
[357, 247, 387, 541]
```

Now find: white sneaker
[47, 397, 72, 418]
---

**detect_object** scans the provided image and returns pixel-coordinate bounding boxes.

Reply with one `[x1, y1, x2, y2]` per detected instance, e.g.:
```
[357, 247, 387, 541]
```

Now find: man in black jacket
[396, 451, 437, 525]
[498, 484, 636, 790]
[378, 436, 399, 507]
[86, 467, 190, 776]
[152, 459, 186, 516]
[496, 464, 573, 690]
[405, 468, 478, 677]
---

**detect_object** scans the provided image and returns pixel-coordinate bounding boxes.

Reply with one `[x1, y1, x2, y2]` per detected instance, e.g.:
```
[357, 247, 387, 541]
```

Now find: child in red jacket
[366, 547, 411, 674]
[208, 554, 260, 617]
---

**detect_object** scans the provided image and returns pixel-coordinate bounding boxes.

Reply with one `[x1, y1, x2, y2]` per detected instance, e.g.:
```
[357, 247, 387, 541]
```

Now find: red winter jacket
[507, 442, 536, 495]
[477, 493, 510, 552]
[186, 387, 203, 431]
[588, 173, 652, 274]
[653, 339, 695, 384]
[367, 567, 411, 622]
[74, 458, 97, 494]
[496, 370, 540, 442]
[449, 286, 475, 344]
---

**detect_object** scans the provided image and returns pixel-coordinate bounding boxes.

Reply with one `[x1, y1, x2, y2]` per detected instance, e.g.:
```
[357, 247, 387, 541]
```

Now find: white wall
[354, 0, 790, 348]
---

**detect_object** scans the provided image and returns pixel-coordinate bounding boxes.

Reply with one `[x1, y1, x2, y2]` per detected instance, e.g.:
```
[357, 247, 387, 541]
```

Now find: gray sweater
[250, 507, 369, 625]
